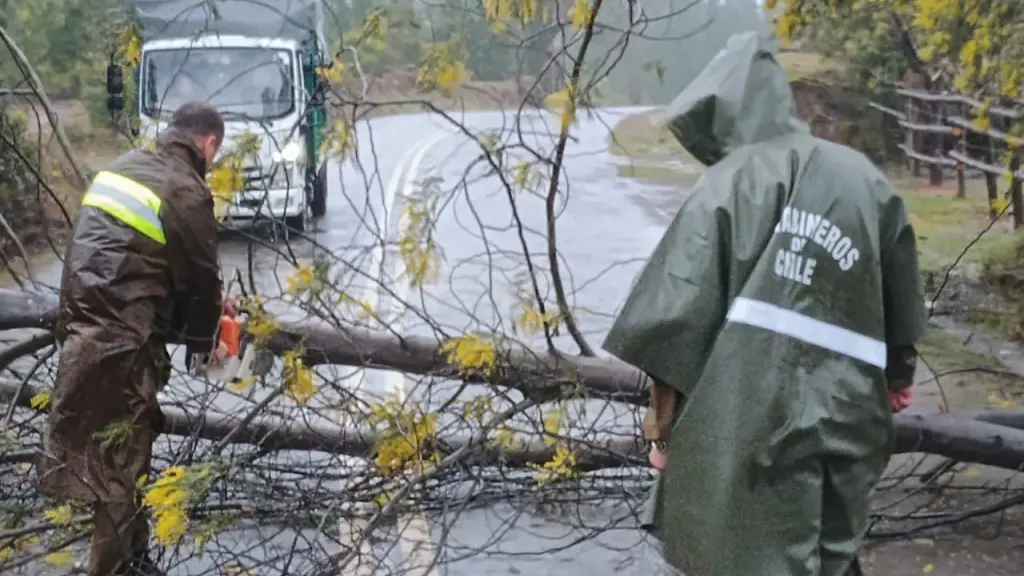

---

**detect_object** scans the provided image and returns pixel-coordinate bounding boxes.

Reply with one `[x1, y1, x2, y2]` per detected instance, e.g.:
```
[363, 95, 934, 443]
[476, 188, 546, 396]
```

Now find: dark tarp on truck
[128, 0, 319, 40]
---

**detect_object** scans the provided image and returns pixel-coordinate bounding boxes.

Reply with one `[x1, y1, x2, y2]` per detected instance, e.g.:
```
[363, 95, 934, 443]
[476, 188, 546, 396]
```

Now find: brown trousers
[88, 501, 150, 575]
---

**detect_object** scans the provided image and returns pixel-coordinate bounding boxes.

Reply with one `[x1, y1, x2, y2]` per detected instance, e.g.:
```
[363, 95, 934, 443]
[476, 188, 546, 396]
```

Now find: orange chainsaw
[190, 273, 272, 384]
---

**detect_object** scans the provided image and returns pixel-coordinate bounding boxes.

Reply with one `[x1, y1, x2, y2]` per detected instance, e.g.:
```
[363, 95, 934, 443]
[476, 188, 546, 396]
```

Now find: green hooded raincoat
[602, 32, 925, 576]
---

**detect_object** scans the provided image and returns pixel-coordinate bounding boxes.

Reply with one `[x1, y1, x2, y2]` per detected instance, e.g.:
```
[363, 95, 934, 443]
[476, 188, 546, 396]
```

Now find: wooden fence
[869, 88, 1024, 228]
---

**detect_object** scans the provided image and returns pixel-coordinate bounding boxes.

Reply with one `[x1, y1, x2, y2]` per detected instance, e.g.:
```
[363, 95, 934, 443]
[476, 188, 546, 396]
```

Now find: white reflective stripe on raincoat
[726, 296, 887, 369]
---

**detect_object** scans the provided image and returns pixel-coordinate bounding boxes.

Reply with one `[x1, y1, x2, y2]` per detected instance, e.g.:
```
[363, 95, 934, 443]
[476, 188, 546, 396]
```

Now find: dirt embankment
[332, 67, 545, 117]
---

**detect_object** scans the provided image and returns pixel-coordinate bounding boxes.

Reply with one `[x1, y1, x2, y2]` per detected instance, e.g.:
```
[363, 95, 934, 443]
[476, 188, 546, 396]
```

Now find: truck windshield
[141, 47, 295, 120]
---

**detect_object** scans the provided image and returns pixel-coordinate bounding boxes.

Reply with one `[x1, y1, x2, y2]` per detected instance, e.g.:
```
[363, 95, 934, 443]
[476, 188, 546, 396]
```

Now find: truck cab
[105, 0, 330, 234]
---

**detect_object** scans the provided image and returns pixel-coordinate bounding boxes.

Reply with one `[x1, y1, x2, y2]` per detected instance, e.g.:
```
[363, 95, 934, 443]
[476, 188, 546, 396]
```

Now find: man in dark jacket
[39, 102, 228, 575]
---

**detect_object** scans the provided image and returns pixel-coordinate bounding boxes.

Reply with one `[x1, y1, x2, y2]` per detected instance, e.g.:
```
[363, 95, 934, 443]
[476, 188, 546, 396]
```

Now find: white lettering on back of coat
[772, 206, 860, 286]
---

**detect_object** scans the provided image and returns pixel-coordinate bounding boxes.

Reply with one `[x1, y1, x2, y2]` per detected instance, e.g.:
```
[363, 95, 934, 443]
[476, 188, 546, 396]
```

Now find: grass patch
[918, 327, 1003, 371]
[607, 109, 687, 161]
[776, 51, 844, 83]
[900, 178, 1024, 342]
[917, 326, 1023, 409]
[897, 178, 1023, 275]
[613, 163, 702, 187]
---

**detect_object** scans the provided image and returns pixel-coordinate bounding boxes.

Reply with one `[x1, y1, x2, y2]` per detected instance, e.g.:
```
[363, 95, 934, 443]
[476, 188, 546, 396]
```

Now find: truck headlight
[267, 163, 301, 190]
[273, 141, 302, 163]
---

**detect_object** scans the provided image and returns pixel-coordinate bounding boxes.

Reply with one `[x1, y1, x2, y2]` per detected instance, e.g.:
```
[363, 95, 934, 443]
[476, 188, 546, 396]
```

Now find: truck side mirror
[107, 62, 124, 96]
[106, 62, 124, 112]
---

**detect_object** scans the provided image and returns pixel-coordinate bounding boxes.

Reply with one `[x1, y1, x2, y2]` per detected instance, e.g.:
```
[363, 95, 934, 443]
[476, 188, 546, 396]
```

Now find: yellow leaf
[923, 564, 934, 574]
[541, 406, 563, 446]
[495, 426, 519, 450]
[440, 334, 497, 376]
[153, 506, 189, 546]
[284, 264, 317, 295]
[118, 26, 142, 67]
[317, 56, 345, 84]
[142, 465, 196, 547]
[373, 490, 393, 509]
[358, 299, 374, 320]
[246, 307, 279, 347]
[370, 400, 440, 476]
[397, 201, 443, 287]
[43, 549, 74, 567]
[418, 38, 471, 95]
[229, 376, 255, 392]
[320, 119, 356, 161]
[567, 0, 593, 30]
[546, 84, 578, 133]
[987, 393, 1017, 408]
[516, 302, 561, 337]
[989, 196, 1009, 214]
[528, 445, 578, 484]
[30, 390, 51, 410]
[44, 504, 73, 525]
[543, 89, 570, 112]
[283, 349, 316, 405]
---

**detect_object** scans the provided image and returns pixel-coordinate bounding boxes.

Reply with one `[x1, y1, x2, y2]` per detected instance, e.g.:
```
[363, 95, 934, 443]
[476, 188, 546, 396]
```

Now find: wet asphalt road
[16, 106, 695, 575]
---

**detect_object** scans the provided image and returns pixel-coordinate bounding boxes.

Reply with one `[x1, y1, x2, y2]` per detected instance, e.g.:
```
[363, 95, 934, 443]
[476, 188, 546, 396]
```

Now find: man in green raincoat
[603, 31, 924, 576]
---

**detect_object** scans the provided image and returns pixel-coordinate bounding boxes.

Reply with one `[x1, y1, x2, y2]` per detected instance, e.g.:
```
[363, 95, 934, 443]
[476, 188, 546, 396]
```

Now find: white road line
[335, 137, 421, 576]
[337, 140, 420, 400]
[342, 130, 450, 400]
[338, 129, 450, 576]
[385, 133, 447, 576]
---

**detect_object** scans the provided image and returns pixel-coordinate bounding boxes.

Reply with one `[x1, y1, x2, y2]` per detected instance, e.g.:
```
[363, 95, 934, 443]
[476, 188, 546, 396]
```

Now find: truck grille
[242, 165, 266, 192]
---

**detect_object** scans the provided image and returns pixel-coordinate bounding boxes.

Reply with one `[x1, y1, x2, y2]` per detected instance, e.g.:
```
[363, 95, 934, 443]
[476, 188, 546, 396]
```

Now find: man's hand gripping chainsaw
[190, 275, 272, 384]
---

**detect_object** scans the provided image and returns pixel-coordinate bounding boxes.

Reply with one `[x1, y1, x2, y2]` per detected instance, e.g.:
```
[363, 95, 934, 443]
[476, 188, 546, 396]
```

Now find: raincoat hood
[666, 31, 808, 166]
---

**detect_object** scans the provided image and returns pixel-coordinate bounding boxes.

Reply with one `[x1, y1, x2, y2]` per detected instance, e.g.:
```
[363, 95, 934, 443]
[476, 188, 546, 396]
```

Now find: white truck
[105, 0, 331, 233]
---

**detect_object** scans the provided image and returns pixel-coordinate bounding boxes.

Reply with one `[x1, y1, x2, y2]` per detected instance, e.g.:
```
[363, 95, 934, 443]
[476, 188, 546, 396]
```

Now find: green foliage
[1, 0, 122, 122]
[772, 0, 1024, 98]
[0, 111, 36, 204]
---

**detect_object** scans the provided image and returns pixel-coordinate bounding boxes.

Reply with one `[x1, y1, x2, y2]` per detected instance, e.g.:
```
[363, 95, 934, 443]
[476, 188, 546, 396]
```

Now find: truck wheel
[311, 163, 328, 218]
[284, 212, 306, 234]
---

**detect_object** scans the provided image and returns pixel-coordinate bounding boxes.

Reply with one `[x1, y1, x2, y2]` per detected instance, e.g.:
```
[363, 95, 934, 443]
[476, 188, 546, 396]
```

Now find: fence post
[904, 91, 921, 177]
[1011, 151, 1023, 229]
[955, 101, 966, 198]
[927, 99, 944, 186]
[985, 139, 1000, 220]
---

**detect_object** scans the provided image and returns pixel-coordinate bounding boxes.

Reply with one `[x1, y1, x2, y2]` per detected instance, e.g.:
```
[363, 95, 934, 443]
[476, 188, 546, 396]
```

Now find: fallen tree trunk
[0, 377, 642, 471]
[2, 289, 1024, 471]
[0, 288, 649, 403]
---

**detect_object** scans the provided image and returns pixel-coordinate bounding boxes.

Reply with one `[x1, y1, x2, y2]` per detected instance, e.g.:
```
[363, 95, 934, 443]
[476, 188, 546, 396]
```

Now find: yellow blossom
[440, 334, 498, 377]
[529, 445, 578, 484]
[43, 504, 73, 525]
[142, 466, 191, 546]
[283, 349, 316, 405]
[30, 390, 51, 410]
[285, 264, 316, 295]
[43, 549, 74, 567]
[567, 0, 593, 30]
[369, 395, 441, 476]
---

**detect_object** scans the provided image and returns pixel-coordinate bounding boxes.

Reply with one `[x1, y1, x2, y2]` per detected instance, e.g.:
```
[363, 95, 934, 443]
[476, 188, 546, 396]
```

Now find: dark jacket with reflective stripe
[56, 129, 222, 350]
[41, 129, 221, 503]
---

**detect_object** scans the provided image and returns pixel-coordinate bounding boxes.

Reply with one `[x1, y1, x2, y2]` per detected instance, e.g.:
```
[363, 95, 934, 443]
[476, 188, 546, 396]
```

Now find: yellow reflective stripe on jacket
[81, 170, 166, 245]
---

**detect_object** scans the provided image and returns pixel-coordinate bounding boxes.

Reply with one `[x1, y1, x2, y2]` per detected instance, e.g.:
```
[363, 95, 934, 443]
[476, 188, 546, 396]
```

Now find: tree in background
[1, 0, 121, 120]
[768, 0, 1024, 98]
